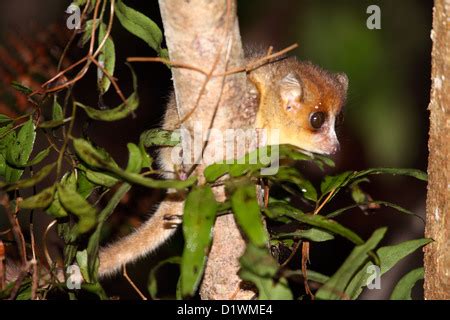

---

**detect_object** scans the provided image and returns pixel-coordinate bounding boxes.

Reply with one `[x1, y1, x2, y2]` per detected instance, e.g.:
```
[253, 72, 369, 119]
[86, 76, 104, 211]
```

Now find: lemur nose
[330, 142, 340, 154]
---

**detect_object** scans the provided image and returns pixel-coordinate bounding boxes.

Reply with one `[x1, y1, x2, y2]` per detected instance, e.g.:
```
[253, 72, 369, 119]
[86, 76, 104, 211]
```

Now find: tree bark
[158, 0, 256, 299]
[424, 0, 450, 300]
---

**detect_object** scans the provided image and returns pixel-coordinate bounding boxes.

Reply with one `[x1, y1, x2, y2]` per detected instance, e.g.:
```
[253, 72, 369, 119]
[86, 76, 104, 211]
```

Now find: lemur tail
[98, 192, 184, 278]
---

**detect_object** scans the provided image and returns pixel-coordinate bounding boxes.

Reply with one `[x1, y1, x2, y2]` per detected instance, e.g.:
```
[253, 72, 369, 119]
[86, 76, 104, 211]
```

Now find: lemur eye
[310, 112, 326, 129]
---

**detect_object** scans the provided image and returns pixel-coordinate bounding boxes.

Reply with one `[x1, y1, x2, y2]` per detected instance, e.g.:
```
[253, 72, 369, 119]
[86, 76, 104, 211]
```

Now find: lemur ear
[335, 73, 349, 93]
[279, 72, 302, 112]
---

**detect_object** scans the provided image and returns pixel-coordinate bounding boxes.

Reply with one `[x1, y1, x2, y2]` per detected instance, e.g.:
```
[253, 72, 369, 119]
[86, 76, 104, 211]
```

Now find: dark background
[0, 0, 432, 299]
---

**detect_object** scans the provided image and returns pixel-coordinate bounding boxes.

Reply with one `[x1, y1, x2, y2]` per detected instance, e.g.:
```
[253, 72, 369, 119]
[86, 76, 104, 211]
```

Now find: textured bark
[424, 0, 450, 300]
[158, 0, 255, 299]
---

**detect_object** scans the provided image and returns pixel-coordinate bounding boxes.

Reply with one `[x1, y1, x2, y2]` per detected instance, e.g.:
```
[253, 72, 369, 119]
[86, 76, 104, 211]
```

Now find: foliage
[0, 0, 429, 301]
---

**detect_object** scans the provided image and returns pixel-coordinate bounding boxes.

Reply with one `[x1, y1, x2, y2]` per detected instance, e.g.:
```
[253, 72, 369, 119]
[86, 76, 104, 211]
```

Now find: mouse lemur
[98, 53, 348, 277]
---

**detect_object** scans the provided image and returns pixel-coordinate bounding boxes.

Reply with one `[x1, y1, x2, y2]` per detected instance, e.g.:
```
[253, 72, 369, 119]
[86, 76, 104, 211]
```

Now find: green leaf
[239, 244, 293, 300]
[346, 238, 432, 299]
[19, 185, 56, 209]
[115, 0, 164, 54]
[204, 146, 278, 183]
[231, 184, 268, 247]
[204, 163, 231, 183]
[273, 228, 334, 242]
[148, 257, 181, 299]
[74, 138, 196, 189]
[113, 165, 197, 189]
[390, 267, 423, 300]
[269, 166, 317, 202]
[320, 168, 427, 199]
[76, 249, 91, 283]
[57, 183, 98, 236]
[283, 269, 330, 284]
[97, 22, 116, 94]
[0, 114, 12, 125]
[46, 190, 69, 218]
[350, 183, 366, 204]
[11, 81, 32, 95]
[73, 0, 88, 8]
[82, 143, 142, 276]
[81, 282, 108, 300]
[181, 186, 217, 297]
[278, 144, 314, 162]
[6, 118, 36, 182]
[140, 129, 181, 147]
[125, 143, 142, 173]
[279, 144, 334, 169]
[87, 183, 131, 279]
[203, 144, 332, 183]
[52, 98, 64, 121]
[9, 118, 36, 165]
[7, 147, 51, 169]
[315, 227, 387, 300]
[326, 200, 424, 223]
[73, 138, 111, 169]
[86, 144, 140, 276]
[77, 169, 96, 198]
[80, 20, 98, 47]
[265, 202, 364, 246]
[139, 140, 152, 169]
[320, 171, 353, 195]
[77, 64, 138, 121]
[354, 168, 427, 182]
[16, 284, 32, 300]
[305, 270, 330, 284]
[83, 167, 118, 188]
[377, 239, 431, 274]
[1, 163, 55, 191]
[319, 168, 426, 204]
[38, 119, 71, 129]
[0, 125, 15, 178]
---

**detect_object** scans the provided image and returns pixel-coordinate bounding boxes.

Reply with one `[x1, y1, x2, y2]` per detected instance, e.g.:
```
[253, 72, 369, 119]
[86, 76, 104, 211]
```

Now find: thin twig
[0, 228, 12, 236]
[281, 240, 300, 267]
[56, 0, 92, 73]
[32, 0, 118, 98]
[299, 189, 336, 299]
[301, 241, 314, 299]
[127, 57, 208, 76]
[56, 102, 77, 178]
[42, 57, 88, 89]
[122, 265, 147, 300]
[89, 56, 127, 103]
[216, 43, 299, 77]
[0, 195, 27, 265]
[314, 188, 336, 215]
[127, 43, 299, 79]
[29, 167, 39, 300]
[43, 220, 57, 271]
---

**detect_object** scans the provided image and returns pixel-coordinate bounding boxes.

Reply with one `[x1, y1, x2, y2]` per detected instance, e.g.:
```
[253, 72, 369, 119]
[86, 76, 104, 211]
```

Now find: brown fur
[98, 55, 348, 277]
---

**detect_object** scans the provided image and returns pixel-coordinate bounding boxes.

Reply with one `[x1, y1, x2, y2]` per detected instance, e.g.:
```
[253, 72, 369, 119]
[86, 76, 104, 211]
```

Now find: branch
[424, 0, 450, 299]
[158, 0, 256, 299]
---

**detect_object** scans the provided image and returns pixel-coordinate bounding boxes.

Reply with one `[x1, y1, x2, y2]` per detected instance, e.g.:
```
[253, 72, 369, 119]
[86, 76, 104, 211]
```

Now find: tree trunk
[158, 0, 256, 299]
[424, 0, 449, 300]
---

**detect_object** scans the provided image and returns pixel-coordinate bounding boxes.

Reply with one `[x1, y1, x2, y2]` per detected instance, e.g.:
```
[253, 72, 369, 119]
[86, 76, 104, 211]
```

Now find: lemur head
[249, 57, 348, 155]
